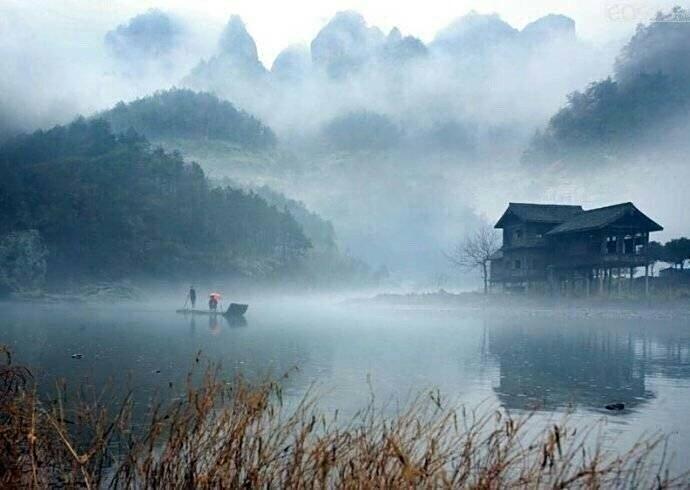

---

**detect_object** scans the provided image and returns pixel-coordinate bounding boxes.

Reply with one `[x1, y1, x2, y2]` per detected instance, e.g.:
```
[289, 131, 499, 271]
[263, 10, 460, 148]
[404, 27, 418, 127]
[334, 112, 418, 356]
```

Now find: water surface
[2, 299, 689, 470]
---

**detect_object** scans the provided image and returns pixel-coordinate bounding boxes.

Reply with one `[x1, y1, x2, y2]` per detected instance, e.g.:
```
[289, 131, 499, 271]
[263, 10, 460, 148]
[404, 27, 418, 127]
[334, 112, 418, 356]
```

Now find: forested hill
[253, 185, 337, 252]
[0, 118, 309, 283]
[522, 7, 690, 167]
[98, 89, 277, 150]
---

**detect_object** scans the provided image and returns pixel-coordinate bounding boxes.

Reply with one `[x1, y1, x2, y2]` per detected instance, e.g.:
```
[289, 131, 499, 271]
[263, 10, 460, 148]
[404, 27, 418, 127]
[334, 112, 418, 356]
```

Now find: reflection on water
[487, 320, 654, 412]
[1, 301, 690, 465]
[179, 313, 248, 334]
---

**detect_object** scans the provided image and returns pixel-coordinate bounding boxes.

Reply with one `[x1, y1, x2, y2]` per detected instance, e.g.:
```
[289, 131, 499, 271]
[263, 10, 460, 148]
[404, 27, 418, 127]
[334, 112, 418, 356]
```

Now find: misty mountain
[105, 9, 184, 60]
[520, 14, 576, 46]
[154, 9, 607, 284]
[322, 111, 401, 151]
[431, 11, 579, 60]
[310, 11, 386, 78]
[615, 7, 690, 86]
[379, 28, 428, 63]
[175, 9, 604, 149]
[218, 16, 261, 64]
[183, 16, 268, 112]
[186, 16, 267, 80]
[99, 89, 276, 150]
[0, 118, 310, 281]
[271, 45, 311, 81]
[310, 11, 426, 78]
[522, 7, 690, 167]
[431, 12, 519, 56]
[253, 185, 337, 252]
[0, 6, 616, 286]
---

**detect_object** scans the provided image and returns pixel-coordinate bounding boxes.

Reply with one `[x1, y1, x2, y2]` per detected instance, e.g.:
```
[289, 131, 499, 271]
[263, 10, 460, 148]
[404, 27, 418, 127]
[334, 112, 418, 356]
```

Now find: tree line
[99, 88, 277, 150]
[0, 118, 309, 287]
[647, 237, 690, 272]
[522, 7, 690, 167]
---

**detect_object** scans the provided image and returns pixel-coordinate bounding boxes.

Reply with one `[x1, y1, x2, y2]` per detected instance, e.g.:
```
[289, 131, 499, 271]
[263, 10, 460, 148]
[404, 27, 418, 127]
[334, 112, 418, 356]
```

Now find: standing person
[189, 286, 197, 309]
[209, 292, 221, 311]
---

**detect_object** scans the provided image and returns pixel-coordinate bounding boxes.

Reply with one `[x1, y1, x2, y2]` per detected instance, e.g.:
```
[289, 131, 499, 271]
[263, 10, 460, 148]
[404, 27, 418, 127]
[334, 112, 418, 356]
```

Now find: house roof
[546, 202, 663, 235]
[494, 203, 584, 228]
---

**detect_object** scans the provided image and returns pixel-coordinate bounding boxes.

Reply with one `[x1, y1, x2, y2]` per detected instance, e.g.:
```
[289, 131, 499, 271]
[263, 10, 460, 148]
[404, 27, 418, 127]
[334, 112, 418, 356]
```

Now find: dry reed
[0, 347, 687, 488]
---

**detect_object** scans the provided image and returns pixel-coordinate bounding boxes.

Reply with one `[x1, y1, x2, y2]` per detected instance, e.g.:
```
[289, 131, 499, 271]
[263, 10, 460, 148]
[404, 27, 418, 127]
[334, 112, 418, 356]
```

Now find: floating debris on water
[605, 403, 625, 411]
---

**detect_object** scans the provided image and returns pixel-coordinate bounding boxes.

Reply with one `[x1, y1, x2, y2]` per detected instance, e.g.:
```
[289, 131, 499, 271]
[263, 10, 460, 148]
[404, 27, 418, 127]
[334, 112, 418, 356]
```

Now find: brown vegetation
[0, 347, 687, 488]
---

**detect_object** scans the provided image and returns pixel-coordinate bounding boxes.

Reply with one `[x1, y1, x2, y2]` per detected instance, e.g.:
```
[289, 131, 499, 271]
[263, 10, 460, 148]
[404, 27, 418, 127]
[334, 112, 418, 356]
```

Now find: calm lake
[2, 298, 690, 470]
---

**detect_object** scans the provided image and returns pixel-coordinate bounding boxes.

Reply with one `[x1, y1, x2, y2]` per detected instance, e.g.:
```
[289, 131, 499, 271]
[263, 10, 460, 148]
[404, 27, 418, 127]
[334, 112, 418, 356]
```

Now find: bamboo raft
[176, 303, 249, 317]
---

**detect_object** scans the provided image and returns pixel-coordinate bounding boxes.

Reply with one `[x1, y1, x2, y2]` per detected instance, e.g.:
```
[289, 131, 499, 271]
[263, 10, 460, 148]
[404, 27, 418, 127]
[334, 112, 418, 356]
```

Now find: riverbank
[350, 289, 690, 319]
[7, 281, 144, 303]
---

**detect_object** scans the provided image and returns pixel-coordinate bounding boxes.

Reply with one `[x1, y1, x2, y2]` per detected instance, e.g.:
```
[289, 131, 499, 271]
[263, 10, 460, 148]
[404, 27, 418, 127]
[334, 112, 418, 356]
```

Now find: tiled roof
[494, 203, 583, 228]
[546, 202, 663, 235]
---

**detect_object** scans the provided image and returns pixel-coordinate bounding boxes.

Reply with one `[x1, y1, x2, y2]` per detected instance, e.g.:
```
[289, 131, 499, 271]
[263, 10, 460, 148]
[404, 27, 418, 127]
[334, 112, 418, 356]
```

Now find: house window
[514, 259, 522, 270]
[624, 235, 634, 255]
[536, 233, 543, 238]
[606, 236, 617, 254]
[514, 229, 523, 240]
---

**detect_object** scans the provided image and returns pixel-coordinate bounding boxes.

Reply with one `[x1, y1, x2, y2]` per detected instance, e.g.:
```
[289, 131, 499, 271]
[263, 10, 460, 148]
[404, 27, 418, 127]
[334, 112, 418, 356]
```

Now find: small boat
[176, 303, 249, 317]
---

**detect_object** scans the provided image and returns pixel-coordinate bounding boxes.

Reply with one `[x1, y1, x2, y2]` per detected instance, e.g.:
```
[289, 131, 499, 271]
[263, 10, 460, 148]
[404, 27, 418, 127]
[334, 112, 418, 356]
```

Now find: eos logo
[606, 3, 690, 22]
[605, 3, 657, 22]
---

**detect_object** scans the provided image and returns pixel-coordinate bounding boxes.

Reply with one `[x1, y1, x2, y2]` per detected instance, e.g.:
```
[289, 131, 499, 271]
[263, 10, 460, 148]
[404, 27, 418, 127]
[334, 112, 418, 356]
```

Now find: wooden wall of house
[502, 222, 553, 249]
[499, 248, 550, 281]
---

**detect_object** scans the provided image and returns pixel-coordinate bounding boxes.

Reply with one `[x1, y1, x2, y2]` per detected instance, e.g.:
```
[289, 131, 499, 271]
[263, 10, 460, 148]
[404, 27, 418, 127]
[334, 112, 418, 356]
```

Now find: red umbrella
[210, 293, 222, 299]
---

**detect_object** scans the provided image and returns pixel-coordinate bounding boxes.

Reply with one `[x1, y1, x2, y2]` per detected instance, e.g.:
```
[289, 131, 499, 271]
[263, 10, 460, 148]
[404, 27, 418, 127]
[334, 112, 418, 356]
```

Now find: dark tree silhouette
[664, 237, 690, 270]
[645, 240, 666, 276]
[446, 222, 500, 294]
[0, 118, 308, 283]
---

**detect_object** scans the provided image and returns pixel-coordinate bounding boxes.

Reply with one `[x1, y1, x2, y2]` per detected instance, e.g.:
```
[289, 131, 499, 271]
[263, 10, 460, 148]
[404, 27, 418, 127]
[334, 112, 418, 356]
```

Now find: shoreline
[349, 289, 690, 320]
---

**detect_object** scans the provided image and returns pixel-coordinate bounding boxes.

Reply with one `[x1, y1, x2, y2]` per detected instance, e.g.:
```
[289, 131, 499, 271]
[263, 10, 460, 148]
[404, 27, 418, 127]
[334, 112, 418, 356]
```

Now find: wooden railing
[550, 252, 648, 269]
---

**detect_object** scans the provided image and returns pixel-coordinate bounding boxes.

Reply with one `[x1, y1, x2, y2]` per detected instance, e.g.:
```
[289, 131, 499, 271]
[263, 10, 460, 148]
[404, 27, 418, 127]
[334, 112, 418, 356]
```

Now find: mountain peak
[433, 12, 518, 55]
[521, 14, 576, 44]
[271, 44, 311, 80]
[381, 29, 427, 62]
[311, 10, 385, 77]
[105, 9, 183, 59]
[388, 27, 402, 43]
[218, 15, 259, 64]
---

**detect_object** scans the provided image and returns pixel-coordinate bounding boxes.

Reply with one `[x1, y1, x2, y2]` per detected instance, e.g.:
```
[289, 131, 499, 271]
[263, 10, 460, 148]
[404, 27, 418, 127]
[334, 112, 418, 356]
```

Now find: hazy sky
[2, 0, 679, 64]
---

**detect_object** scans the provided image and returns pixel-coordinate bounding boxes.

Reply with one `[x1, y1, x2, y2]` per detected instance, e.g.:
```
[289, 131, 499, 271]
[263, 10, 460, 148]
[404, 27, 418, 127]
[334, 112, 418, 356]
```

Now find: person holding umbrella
[208, 292, 221, 312]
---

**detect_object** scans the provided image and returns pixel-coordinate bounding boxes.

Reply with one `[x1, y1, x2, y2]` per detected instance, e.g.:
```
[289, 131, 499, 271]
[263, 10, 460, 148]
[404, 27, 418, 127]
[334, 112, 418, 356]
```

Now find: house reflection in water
[485, 318, 655, 412]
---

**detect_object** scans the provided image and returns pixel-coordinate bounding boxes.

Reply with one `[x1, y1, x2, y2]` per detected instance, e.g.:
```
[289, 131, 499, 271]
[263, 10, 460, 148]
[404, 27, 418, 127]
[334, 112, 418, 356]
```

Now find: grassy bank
[1, 348, 687, 488]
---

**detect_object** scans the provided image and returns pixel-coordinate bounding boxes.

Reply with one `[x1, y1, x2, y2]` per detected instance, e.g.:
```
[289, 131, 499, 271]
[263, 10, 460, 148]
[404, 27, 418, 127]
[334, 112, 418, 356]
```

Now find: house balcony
[550, 252, 649, 270]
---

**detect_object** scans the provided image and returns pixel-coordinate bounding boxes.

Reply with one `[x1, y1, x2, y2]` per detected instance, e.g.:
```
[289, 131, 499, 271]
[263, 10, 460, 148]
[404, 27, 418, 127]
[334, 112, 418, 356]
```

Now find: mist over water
[2, 2, 690, 485]
[2, 299, 690, 472]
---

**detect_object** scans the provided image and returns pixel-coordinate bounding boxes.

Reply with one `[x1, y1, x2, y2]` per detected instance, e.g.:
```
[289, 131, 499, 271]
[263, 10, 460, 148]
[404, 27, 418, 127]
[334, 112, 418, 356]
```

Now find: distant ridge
[99, 88, 276, 150]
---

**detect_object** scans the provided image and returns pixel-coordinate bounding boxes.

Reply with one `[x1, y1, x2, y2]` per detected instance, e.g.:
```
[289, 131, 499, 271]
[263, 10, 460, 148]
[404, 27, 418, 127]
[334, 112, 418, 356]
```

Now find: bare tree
[446, 222, 501, 294]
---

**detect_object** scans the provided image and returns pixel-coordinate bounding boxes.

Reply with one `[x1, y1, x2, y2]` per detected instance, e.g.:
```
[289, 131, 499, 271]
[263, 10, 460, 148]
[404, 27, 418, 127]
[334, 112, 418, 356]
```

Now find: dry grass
[0, 347, 687, 489]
